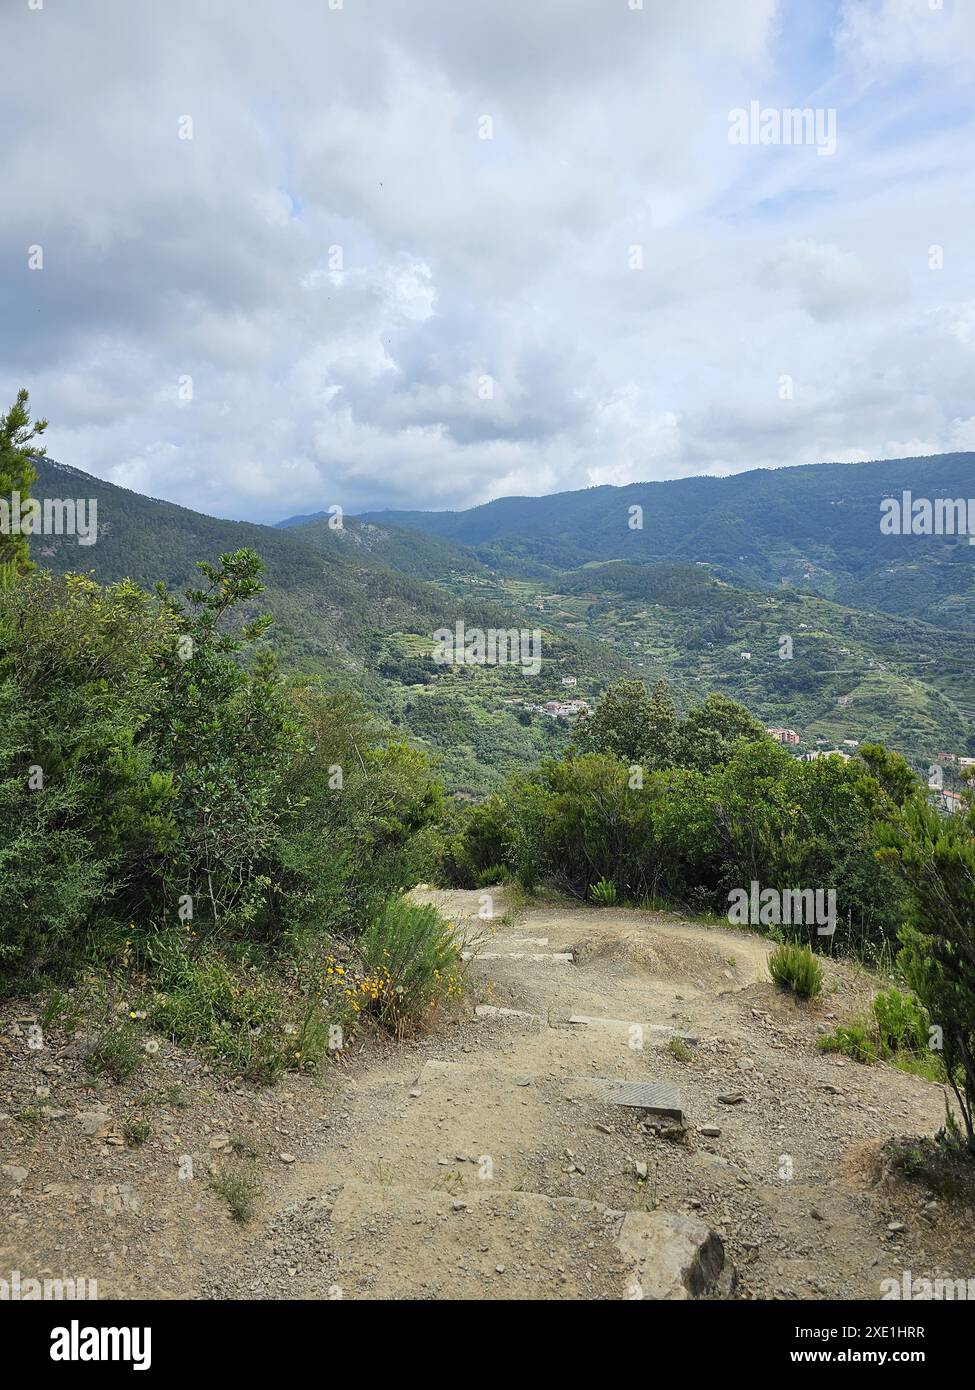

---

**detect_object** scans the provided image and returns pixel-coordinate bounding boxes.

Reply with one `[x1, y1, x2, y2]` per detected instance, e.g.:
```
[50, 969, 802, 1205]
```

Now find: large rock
[616, 1210, 726, 1299]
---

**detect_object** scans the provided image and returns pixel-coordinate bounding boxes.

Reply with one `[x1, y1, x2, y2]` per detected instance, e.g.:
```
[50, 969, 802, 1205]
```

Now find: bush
[818, 1022, 877, 1063]
[359, 896, 463, 1034]
[876, 788, 975, 1150]
[767, 942, 824, 999]
[872, 986, 928, 1054]
[590, 878, 618, 905]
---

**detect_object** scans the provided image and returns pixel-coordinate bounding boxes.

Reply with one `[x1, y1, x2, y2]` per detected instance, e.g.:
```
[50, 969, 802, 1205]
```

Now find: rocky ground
[2, 889, 973, 1300]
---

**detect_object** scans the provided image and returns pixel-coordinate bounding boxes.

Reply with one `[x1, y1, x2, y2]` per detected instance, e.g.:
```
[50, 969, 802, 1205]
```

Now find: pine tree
[0, 389, 47, 589]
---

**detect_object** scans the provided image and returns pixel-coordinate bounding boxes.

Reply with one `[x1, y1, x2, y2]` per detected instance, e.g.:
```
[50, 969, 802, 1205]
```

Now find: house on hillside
[767, 727, 800, 746]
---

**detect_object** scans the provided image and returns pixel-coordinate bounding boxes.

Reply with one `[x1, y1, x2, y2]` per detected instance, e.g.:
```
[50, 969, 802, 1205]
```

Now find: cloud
[0, 0, 973, 522]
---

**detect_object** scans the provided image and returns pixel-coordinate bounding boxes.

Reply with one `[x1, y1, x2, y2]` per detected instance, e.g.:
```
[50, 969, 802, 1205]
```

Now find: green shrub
[767, 942, 824, 999]
[818, 1022, 877, 1063]
[590, 877, 618, 905]
[359, 896, 463, 1034]
[872, 987, 928, 1054]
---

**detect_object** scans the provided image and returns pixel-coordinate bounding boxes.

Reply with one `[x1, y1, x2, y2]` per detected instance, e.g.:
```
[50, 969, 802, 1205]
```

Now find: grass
[768, 942, 824, 1000]
[123, 1116, 152, 1147]
[668, 1035, 692, 1063]
[819, 1021, 877, 1064]
[359, 895, 464, 1034]
[818, 987, 945, 1080]
[85, 1024, 144, 1083]
[590, 877, 618, 906]
[210, 1163, 262, 1223]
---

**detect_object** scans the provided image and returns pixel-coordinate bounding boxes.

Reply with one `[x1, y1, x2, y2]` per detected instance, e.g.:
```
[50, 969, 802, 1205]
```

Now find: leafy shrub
[877, 787, 975, 1151]
[359, 896, 463, 1034]
[872, 987, 928, 1054]
[590, 877, 618, 905]
[767, 942, 824, 999]
[818, 1022, 877, 1063]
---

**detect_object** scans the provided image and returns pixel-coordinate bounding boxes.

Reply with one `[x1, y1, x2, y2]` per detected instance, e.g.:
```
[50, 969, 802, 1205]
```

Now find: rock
[279, 1153, 296, 1164]
[2, 1164, 28, 1184]
[77, 1110, 114, 1138]
[887, 1221, 905, 1233]
[595, 1123, 614, 1135]
[699, 1126, 721, 1138]
[634, 1161, 648, 1180]
[717, 1093, 744, 1105]
[616, 1210, 727, 1300]
[90, 1184, 141, 1215]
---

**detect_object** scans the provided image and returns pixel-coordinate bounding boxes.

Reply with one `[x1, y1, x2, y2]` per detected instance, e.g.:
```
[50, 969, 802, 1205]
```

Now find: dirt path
[203, 889, 975, 1300]
[3, 890, 972, 1300]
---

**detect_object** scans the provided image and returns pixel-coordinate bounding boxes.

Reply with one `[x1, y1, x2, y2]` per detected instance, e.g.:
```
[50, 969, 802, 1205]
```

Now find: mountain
[25, 458, 631, 794]
[360, 452, 975, 629]
[277, 510, 490, 582]
[24, 452, 975, 786]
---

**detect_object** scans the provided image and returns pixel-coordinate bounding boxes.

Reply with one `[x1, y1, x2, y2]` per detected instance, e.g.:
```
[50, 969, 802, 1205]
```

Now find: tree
[672, 692, 767, 772]
[0, 389, 47, 589]
[572, 678, 676, 767]
[876, 784, 975, 1152]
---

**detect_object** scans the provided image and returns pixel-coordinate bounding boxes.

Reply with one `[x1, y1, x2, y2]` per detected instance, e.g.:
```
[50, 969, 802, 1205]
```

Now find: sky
[2, 0, 974, 522]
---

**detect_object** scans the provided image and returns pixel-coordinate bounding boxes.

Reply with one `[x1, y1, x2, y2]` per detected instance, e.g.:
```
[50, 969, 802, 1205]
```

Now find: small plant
[166, 1084, 191, 1110]
[818, 1022, 877, 1064]
[590, 878, 618, 906]
[767, 942, 823, 999]
[359, 896, 464, 1034]
[872, 987, 928, 1054]
[210, 1163, 262, 1223]
[124, 1116, 151, 1147]
[230, 1132, 259, 1159]
[668, 1035, 692, 1063]
[85, 1025, 144, 1083]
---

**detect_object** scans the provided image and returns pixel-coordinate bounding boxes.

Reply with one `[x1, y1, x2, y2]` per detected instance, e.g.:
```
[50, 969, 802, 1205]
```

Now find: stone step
[416, 1058, 682, 1121]
[564, 1014, 698, 1045]
[461, 950, 573, 963]
[327, 1180, 726, 1300]
[474, 1004, 544, 1023]
[468, 936, 551, 947]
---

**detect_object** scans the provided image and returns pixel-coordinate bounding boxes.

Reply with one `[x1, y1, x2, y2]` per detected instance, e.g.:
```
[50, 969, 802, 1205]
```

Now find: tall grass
[767, 942, 824, 999]
[359, 896, 464, 1034]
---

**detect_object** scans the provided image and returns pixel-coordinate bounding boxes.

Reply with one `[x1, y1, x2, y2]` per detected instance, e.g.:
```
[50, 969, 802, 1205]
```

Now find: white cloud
[0, 0, 972, 522]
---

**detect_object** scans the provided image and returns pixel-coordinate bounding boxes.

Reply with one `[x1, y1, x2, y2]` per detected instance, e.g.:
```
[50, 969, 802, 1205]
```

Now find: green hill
[360, 452, 975, 628]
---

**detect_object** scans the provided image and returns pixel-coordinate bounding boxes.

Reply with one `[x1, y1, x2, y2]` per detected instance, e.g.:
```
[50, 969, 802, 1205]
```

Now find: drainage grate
[602, 1081, 683, 1120]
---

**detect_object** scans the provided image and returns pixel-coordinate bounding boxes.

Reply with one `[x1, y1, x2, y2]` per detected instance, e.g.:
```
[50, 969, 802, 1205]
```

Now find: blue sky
[2, 0, 974, 522]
